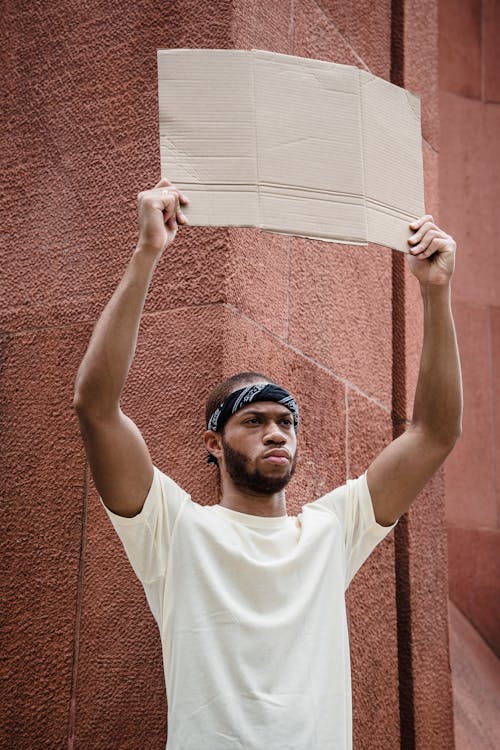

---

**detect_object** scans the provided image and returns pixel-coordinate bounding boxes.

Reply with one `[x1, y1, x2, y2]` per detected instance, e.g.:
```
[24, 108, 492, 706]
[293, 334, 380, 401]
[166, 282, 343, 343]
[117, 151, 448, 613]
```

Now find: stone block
[439, 92, 500, 307]
[448, 526, 500, 657]
[404, 0, 439, 149]
[348, 540, 399, 749]
[74, 483, 167, 750]
[483, 0, 500, 102]
[295, 0, 391, 77]
[232, 0, 293, 51]
[0, 0, 235, 334]
[226, 228, 289, 339]
[0, 327, 87, 747]
[288, 239, 392, 404]
[406, 471, 455, 748]
[347, 388, 392, 478]
[293, 0, 368, 68]
[492, 307, 500, 523]
[438, 0, 482, 99]
[444, 301, 496, 527]
[346, 390, 400, 748]
[449, 601, 500, 750]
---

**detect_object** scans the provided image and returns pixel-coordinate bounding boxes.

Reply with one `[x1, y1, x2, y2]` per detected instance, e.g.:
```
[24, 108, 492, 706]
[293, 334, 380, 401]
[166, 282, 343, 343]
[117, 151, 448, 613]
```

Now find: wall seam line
[67, 461, 89, 750]
[487, 306, 498, 527]
[390, 0, 416, 746]
[0, 300, 229, 339]
[224, 301, 393, 412]
[481, 0, 485, 102]
[311, 0, 372, 72]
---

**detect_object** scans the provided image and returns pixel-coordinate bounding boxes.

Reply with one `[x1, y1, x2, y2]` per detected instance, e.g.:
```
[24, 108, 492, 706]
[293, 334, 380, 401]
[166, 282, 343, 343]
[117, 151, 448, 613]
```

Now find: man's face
[220, 401, 298, 495]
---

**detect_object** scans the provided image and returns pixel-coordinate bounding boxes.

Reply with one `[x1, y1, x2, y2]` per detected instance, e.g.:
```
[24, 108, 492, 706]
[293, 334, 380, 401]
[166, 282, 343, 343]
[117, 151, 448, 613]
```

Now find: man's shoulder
[300, 473, 367, 518]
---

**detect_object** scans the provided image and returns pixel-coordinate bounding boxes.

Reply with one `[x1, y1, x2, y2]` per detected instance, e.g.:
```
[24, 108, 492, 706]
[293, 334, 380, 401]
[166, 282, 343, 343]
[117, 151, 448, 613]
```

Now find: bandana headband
[207, 383, 299, 465]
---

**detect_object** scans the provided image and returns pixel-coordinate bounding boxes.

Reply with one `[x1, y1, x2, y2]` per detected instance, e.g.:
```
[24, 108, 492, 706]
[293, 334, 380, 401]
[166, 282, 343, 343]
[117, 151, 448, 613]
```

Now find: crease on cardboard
[366, 196, 416, 221]
[261, 184, 364, 199]
[359, 71, 377, 87]
[296, 60, 327, 91]
[160, 136, 203, 184]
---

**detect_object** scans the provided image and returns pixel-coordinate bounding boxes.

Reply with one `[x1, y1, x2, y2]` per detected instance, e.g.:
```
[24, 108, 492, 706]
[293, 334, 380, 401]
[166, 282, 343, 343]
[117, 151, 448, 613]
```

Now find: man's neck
[218, 483, 287, 517]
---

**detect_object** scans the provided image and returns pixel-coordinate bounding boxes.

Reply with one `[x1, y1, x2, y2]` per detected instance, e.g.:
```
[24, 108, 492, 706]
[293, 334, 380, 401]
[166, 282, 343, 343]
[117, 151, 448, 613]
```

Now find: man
[74, 178, 462, 749]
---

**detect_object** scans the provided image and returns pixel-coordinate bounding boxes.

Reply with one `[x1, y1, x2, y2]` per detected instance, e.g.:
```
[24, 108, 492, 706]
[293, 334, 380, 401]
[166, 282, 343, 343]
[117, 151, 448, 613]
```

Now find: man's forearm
[411, 282, 463, 444]
[74, 247, 159, 417]
[74, 181, 187, 419]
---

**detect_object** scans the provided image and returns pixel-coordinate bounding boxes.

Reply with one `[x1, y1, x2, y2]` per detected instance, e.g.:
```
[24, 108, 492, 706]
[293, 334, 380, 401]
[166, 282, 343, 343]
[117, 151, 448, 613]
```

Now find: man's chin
[235, 470, 294, 496]
[222, 438, 297, 495]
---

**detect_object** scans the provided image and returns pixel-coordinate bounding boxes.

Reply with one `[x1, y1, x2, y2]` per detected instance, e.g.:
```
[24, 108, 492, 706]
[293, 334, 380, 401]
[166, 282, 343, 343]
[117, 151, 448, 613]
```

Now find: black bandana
[206, 383, 300, 465]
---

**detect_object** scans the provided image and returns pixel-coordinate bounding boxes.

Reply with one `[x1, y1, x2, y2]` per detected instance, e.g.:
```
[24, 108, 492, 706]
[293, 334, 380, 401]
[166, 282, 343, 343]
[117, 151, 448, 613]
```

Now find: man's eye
[245, 417, 260, 424]
[281, 418, 292, 426]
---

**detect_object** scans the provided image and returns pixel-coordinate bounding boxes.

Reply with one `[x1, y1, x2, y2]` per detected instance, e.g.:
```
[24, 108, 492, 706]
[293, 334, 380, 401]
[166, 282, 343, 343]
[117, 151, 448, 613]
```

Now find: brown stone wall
[440, 0, 500, 655]
[1, 1, 456, 748]
[439, 0, 500, 746]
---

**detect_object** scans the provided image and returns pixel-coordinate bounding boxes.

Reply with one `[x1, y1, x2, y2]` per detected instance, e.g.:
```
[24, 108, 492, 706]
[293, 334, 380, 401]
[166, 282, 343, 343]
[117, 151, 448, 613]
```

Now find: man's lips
[261, 450, 290, 464]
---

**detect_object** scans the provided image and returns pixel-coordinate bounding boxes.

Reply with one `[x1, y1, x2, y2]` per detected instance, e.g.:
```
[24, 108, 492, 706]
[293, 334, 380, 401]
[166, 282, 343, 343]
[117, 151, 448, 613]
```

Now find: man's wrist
[419, 279, 451, 302]
[133, 242, 165, 263]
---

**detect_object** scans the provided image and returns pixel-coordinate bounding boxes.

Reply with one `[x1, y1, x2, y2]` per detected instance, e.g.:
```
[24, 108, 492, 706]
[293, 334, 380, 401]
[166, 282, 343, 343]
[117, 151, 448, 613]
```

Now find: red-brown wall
[439, 0, 500, 746]
[2, 1, 485, 748]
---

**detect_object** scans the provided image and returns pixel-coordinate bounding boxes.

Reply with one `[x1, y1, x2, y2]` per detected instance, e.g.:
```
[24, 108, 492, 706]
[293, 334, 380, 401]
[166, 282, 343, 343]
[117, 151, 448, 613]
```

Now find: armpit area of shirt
[360, 471, 399, 533]
[99, 466, 160, 526]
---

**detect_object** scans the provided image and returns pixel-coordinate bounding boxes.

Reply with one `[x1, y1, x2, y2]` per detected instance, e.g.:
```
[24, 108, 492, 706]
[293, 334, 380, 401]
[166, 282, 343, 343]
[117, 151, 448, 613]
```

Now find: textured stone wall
[1, 1, 455, 748]
[439, 0, 500, 746]
[440, 0, 500, 657]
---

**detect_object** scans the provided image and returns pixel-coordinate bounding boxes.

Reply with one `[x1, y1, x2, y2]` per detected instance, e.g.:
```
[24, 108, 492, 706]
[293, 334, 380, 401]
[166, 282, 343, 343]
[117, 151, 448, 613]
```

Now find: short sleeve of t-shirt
[309, 471, 398, 589]
[100, 466, 189, 623]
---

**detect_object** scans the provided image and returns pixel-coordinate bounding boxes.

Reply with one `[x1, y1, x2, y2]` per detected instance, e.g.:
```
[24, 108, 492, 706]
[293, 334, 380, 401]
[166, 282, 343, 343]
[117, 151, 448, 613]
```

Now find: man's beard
[221, 436, 297, 495]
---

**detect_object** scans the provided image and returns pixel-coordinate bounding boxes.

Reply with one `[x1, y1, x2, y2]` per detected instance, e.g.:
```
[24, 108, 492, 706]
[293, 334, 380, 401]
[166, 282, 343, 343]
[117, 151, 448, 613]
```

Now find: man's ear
[204, 430, 223, 463]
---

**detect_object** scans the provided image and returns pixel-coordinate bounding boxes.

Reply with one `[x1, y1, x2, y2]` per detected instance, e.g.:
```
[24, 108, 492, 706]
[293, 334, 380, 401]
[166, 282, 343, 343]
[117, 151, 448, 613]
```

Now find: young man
[74, 178, 462, 749]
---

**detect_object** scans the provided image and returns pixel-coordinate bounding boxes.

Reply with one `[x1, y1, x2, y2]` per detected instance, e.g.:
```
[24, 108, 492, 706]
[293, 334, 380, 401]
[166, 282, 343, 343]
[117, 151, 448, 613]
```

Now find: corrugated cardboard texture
[158, 49, 425, 252]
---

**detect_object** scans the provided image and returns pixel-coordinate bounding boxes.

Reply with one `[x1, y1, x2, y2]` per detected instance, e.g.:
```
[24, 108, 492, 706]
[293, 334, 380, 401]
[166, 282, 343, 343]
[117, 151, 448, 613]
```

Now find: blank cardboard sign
[158, 49, 425, 252]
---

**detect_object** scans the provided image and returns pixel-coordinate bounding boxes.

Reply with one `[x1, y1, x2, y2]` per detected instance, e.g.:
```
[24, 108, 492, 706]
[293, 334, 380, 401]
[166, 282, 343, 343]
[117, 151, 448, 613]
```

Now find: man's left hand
[407, 214, 456, 286]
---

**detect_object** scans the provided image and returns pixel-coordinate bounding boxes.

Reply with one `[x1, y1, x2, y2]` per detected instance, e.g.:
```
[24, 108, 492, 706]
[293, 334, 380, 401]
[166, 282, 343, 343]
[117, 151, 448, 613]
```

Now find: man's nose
[263, 424, 287, 443]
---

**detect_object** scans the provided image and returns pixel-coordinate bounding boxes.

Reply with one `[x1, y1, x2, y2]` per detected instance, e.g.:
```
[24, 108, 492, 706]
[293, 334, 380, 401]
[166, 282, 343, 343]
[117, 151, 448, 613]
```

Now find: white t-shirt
[103, 466, 397, 750]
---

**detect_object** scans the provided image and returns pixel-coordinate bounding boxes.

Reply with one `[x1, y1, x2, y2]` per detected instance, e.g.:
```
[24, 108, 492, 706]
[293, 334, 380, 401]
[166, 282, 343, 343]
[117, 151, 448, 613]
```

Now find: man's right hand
[136, 177, 190, 256]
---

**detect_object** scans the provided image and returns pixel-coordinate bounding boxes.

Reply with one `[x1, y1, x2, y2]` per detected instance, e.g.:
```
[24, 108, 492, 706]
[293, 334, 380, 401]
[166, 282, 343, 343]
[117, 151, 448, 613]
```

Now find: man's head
[204, 372, 299, 496]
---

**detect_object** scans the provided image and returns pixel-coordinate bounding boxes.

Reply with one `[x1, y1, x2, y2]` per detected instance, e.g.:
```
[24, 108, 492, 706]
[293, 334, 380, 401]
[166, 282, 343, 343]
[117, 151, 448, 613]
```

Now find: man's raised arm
[73, 179, 189, 517]
[366, 214, 463, 526]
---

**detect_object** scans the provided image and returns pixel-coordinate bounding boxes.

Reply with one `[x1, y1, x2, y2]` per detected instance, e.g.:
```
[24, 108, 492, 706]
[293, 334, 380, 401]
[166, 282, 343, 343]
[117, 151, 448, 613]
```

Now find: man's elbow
[73, 387, 95, 421]
[442, 423, 462, 452]
[72, 388, 116, 425]
[411, 422, 462, 455]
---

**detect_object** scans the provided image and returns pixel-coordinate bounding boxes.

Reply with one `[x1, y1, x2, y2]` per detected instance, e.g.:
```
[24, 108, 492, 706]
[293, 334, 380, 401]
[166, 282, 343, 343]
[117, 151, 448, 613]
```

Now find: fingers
[159, 180, 189, 225]
[154, 177, 172, 188]
[166, 212, 178, 232]
[408, 217, 434, 246]
[410, 214, 434, 231]
[414, 236, 449, 260]
[155, 177, 190, 205]
[407, 215, 452, 258]
[144, 178, 190, 226]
